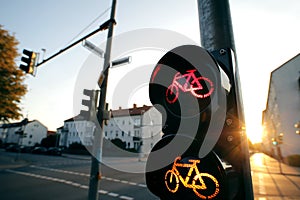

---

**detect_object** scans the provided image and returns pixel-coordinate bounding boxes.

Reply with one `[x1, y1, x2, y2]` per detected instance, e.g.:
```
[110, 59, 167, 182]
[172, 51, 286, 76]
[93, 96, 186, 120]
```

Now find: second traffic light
[19, 49, 37, 75]
[80, 89, 99, 121]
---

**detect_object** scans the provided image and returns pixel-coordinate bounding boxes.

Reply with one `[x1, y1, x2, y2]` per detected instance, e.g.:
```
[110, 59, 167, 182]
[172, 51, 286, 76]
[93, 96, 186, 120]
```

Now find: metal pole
[88, 0, 117, 199]
[197, 0, 253, 199]
[197, 0, 235, 51]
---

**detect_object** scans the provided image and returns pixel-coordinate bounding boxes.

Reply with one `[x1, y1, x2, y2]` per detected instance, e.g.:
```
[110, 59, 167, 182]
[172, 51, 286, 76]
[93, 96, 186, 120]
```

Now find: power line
[65, 6, 111, 46]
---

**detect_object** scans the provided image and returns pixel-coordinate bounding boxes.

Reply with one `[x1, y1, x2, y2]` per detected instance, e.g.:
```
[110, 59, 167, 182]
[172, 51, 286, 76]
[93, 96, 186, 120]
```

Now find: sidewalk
[264, 154, 300, 176]
[251, 153, 300, 176]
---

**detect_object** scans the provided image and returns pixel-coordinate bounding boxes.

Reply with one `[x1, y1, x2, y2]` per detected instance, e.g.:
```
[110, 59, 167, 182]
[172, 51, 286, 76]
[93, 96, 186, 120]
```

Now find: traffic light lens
[165, 69, 215, 105]
[149, 45, 221, 119]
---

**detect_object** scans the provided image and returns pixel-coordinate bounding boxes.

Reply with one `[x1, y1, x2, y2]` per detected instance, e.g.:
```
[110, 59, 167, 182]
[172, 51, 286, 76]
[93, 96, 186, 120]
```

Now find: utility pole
[197, 0, 254, 199]
[88, 0, 117, 199]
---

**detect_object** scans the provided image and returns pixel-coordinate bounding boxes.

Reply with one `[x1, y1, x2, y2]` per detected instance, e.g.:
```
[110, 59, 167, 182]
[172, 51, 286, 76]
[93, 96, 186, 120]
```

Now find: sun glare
[246, 124, 263, 144]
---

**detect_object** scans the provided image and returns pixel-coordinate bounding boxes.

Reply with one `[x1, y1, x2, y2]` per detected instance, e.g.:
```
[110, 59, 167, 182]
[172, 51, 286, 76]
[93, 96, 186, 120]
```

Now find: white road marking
[30, 165, 145, 188]
[120, 196, 134, 200]
[6, 169, 134, 200]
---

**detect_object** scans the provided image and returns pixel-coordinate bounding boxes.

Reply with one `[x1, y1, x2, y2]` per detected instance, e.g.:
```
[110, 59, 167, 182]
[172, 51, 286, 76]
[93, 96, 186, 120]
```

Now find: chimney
[133, 103, 137, 108]
[119, 106, 122, 110]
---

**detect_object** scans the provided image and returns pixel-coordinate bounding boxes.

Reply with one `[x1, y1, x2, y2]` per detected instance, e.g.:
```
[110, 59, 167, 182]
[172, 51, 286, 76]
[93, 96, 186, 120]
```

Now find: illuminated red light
[165, 69, 214, 104]
[151, 64, 161, 82]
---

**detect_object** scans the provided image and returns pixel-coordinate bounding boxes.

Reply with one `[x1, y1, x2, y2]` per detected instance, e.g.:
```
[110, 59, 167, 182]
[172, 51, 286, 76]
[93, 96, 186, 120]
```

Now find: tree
[0, 25, 27, 122]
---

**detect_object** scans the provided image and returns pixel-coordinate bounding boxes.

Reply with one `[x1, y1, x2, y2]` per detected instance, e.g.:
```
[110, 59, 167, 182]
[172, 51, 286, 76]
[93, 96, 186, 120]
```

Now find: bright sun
[246, 123, 263, 144]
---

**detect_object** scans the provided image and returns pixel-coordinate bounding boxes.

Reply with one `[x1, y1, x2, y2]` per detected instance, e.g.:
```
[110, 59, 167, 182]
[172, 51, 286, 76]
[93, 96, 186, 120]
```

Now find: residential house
[59, 105, 163, 154]
[0, 119, 47, 146]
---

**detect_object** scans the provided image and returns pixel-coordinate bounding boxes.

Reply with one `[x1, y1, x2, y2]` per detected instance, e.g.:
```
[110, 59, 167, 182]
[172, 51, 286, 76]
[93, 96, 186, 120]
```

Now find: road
[1, 149, 300, 199]
[0, 149, 157, 200]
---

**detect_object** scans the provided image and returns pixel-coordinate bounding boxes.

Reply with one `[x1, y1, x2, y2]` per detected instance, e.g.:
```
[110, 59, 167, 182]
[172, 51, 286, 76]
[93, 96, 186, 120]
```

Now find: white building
[104, 104, 162, 153]
[58, 117, 95, 147]
[59, 105, 163, 154]
[262, 53, 300, 161]
[0, 119, 47, 146]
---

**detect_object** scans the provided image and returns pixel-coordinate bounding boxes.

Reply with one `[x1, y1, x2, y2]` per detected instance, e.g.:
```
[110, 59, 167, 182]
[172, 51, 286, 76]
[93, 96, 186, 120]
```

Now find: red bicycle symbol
[166, 69, 214, 104]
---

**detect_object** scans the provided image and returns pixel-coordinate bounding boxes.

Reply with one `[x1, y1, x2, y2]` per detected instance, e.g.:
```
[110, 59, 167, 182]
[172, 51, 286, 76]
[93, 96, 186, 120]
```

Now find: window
[128, 131, 131, 136]
[134, 118, 141, 126]
[122, 131, 124, 137]
[116, 130, 118, 137]
[105, 131, 107, 137]
[134, 130, 140, 137]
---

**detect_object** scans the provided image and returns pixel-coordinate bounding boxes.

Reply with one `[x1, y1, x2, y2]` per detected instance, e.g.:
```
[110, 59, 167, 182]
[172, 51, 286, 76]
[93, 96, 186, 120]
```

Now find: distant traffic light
[79, 89, 99, 121]
[146, 45, 253, 199]
[19, 49, 37, 75]
[272, 138, 278, 146]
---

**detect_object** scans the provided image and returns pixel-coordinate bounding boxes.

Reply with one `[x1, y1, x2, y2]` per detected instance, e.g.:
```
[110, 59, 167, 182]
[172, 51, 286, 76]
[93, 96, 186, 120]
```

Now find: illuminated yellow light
[164, 156, 220, 199]
[28, 52, 37, 74]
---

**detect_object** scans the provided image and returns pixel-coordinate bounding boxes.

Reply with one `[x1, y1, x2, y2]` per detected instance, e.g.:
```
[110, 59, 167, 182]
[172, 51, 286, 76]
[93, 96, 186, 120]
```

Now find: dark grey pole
[88, 0, 117, 199]
[198, 0, 235, 52]
[197, 0, 253, 199]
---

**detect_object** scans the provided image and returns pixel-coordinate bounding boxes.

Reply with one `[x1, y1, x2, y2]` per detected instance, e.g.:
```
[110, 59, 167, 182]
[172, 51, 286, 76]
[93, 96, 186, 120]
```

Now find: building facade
[104, 105, 162, 154]
[58, 117, 95, 147]
[0, 119, 47, 146]
[262, 54, 300, 161]
[59, 105, 163, 154]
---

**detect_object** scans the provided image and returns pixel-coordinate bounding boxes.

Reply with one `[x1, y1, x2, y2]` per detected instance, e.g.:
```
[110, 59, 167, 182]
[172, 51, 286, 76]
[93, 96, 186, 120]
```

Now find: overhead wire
[64, 6, 111, 47]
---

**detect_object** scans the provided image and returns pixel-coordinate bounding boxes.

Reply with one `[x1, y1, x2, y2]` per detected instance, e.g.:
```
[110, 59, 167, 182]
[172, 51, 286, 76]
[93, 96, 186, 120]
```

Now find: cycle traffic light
[19, 49, 37, 75]
[145, 45, 252, 199]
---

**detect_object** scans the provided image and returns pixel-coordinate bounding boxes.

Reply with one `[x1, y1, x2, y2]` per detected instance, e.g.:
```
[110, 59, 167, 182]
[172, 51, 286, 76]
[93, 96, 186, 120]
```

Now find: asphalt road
[1, 149, 300, 199]
[0, 149, 157, 200]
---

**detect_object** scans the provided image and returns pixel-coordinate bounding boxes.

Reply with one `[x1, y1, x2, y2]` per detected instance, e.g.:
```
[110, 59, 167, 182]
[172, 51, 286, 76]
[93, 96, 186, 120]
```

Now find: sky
[1, 0, 300, 143]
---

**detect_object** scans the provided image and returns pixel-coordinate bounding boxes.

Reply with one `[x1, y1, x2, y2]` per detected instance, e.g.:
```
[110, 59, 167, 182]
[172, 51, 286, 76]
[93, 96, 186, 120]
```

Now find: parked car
[19, 145, 33, 153]
[46, 147, 62, 156]
[31, 147, 47, 154]
[5, 144, 20, 152]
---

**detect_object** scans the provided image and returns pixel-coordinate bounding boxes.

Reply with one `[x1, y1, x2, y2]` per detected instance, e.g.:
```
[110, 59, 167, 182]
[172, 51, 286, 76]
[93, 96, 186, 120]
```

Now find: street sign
[82, 40, 104, 58]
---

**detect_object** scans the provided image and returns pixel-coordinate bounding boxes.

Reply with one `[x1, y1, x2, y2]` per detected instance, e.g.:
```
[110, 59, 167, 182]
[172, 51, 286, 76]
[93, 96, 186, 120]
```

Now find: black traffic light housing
[79, 89, 99, 121]
[19, 49, 37, 75]
[146, 45, 253, 199]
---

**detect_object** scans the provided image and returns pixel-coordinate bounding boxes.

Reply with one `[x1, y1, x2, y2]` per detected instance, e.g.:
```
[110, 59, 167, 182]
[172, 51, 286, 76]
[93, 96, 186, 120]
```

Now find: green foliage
[41, 134, 60, 148]
[68, 142, 86, 150]
[111, 138, 126, 149]
[0, 25, 27, 122]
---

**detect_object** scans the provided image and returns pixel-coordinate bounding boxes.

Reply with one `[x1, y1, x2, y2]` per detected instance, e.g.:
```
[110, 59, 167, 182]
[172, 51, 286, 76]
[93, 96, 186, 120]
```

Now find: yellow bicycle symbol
[165, 156, 219, 199]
